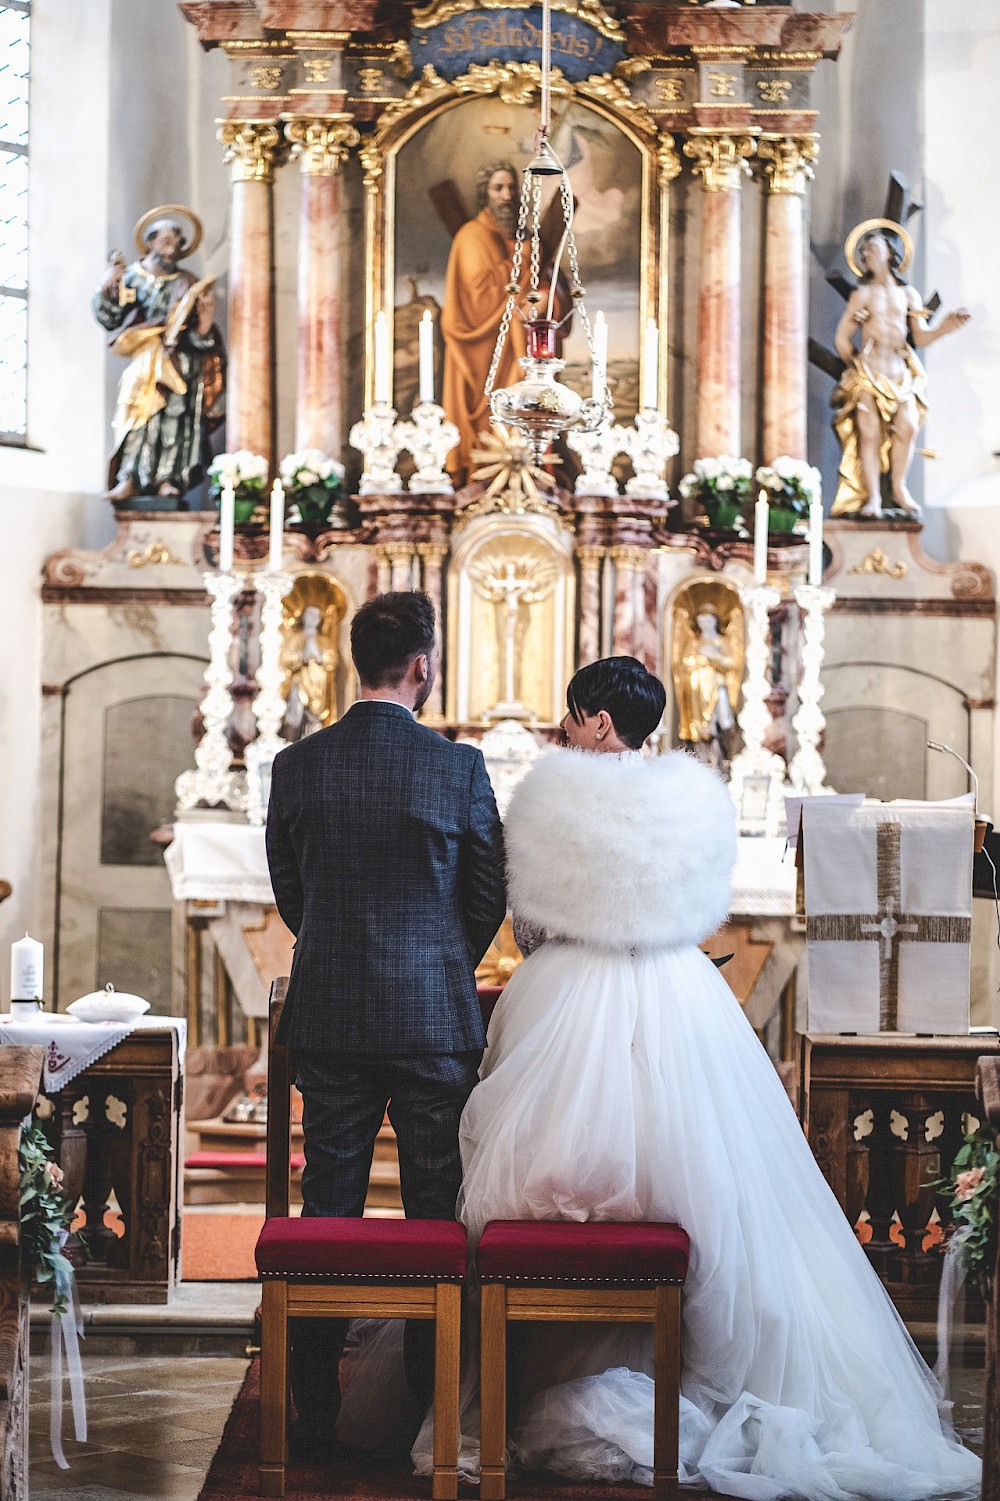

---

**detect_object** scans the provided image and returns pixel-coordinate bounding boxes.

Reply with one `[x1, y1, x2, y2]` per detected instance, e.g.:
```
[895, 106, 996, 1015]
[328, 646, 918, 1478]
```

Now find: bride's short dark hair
[566, 656, 666, 749]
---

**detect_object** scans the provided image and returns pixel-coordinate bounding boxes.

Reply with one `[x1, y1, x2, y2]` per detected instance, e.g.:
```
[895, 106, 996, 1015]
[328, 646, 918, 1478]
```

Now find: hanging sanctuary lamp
[484, 0, 610, 461]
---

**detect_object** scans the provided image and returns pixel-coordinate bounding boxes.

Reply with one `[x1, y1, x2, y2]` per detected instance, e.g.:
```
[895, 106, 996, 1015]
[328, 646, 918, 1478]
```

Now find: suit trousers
[290, 1049, 482, 1430]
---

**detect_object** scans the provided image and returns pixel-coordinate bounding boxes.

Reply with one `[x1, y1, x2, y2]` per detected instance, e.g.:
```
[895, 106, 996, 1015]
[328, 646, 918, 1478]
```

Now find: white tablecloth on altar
[164, 823, 274, 904]
[730, 836, 797, 917]
[0, 1014, 187, 1093]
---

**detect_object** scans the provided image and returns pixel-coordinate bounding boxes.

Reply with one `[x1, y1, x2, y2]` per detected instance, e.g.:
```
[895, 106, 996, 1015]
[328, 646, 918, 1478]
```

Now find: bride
[411, 655, 979, 1501]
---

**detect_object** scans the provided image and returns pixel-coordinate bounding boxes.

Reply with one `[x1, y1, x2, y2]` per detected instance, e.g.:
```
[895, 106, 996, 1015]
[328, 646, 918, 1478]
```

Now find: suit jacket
[266, 700, 507, 1055]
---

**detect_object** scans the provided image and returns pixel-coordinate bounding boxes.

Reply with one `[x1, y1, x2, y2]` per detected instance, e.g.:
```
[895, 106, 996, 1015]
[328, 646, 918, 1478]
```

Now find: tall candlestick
[753, 490, 769, 583]
[641, 319, 659, 412]
[374, 311, 391, 406]
[418, 310, 435, 405]
[10, 934, 42, 1001]
[219, 481, 235, 574]
[268, 478, 284, 572]
[592, 311, 608, 403]
[808, 498, 824, 586]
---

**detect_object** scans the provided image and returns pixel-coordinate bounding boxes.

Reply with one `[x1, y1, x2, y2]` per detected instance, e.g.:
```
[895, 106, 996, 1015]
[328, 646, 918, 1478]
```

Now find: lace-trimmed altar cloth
[164, 822, 273, 903]
[0, 1015, 187, 1092]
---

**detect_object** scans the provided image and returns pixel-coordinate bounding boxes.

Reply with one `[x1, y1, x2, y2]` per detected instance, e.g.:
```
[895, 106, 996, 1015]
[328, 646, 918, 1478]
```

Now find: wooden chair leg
[259, 1280, 289, 1498]
[653, 1285, 681, 1501]
[479, 1283, 508, 1501]
[432, 1283, 462, 1501]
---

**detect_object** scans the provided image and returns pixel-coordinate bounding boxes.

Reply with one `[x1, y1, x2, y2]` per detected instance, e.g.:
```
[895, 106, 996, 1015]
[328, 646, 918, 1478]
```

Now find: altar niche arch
[447, 513, 575, 725]
[360, 67, 668, 426]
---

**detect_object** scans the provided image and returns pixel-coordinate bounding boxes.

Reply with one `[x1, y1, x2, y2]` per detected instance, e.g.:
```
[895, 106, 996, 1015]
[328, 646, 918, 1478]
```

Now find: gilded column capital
[218, 121, 283, 184]
[576, 545, 606, 569]
[382, 542, 415, 563]
[757, 134, 820, 196]
[416, 542, 448, 565]
[610, 545, 649, 571]
[285, 116, 361, 176]
[683, 131, 756, 193]
[657, 133, 683, 187]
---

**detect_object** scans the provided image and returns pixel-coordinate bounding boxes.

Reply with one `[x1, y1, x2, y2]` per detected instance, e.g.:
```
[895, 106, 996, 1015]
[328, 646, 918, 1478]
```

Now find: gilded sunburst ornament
[466, 424, 558, 516]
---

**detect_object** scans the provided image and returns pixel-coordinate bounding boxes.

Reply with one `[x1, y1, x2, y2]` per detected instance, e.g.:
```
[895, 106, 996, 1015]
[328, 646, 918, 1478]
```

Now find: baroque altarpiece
[38, 0, 996, 1047]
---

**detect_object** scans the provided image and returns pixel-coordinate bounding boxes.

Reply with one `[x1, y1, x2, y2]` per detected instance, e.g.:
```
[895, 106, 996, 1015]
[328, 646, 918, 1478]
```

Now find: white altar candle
[753, 490, 769, 584]
[219, 480, 235, 574]
[808, 497, 824, 586]
[591, 311, 608, 403]
[641, 319, 659, 411]
[10, 934, 42, 1001]
[374, 311, 391, 406]
[268, 478, 284, 573]
[418, 310, 435, 405]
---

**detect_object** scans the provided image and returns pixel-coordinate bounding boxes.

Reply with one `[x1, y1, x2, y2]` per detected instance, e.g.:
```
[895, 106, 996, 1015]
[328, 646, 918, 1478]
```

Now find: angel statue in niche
[279, 576, 346, 740]
[671, 580, 745, 776]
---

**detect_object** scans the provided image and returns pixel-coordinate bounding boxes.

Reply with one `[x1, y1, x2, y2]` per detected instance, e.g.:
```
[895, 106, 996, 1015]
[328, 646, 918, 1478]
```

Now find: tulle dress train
[395, 939, 981, 1501]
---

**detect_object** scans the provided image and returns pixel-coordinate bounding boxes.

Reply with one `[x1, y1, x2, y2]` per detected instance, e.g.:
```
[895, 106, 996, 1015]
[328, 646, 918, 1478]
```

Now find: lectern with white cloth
[800, 800, 974, 1035]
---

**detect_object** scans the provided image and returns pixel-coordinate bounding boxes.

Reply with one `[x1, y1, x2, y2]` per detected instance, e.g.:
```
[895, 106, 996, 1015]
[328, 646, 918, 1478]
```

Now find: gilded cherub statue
[830, 218, 969, 519]
[671, 581, 745, 775]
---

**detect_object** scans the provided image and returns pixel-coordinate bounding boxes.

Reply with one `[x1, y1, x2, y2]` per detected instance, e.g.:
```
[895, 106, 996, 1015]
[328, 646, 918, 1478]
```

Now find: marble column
[577, 546, 605, 667]
[610, 546, 648, 657]
[285, 117, 360, 456]
[683, 131, 755, 459]
[417, 542, 448, 718]
[656, 135, 682, 418]
[376, 547, 392, 595]
[385, 543, 415, 591]
[757, 135, 819, 464]
[218, 122, 282, 467]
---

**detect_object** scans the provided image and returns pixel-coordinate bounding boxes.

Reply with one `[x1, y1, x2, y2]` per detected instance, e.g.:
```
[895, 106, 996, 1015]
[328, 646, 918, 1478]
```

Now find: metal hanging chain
[485, 170, 532, 399]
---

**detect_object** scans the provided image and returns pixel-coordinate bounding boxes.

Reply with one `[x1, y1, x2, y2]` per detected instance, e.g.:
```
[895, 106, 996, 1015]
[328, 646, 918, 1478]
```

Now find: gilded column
[610, 547, 648, 657]
[285, 117, 360, 456]
[219, 122, 282, 465]
[576, 546, 605, 667]
[417, 542, 448, 718]
[683, 131, 755, 458]
[757, 135, 819, 463]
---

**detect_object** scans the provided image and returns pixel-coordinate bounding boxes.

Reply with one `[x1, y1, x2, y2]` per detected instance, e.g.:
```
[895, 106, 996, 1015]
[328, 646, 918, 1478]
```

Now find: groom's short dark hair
[351, 591, 436, 688]
[567, 656, 666, 749]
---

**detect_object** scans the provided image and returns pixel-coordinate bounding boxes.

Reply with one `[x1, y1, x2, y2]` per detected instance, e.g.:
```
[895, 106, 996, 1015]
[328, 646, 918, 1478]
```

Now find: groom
[266, 590, 506, 1455]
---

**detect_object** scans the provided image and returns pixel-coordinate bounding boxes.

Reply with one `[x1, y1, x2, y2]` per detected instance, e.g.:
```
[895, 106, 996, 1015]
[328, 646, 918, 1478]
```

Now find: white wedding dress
[349, 749, 980, 1500]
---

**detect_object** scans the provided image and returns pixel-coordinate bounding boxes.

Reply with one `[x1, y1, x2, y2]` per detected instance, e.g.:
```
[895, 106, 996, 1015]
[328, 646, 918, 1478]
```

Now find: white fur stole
[504, 749, 737, 950]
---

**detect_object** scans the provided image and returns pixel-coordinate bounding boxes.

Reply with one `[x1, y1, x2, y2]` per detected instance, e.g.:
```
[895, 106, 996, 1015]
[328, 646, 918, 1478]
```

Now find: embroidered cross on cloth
[802, 801, 973, 1035]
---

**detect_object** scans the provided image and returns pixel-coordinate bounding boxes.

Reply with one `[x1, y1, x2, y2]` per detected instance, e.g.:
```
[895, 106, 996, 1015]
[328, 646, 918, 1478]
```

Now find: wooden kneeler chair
[477, 1220, 691, 1501]
[254, 980, 466, 1499]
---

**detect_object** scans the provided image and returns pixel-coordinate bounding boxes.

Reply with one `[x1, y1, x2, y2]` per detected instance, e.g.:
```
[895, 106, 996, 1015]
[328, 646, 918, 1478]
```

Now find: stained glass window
[0, 2, 30, 443]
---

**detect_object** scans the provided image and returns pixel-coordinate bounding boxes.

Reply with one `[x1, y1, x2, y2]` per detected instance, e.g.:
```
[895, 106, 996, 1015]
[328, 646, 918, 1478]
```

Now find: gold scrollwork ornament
[848, 548, 908, 580]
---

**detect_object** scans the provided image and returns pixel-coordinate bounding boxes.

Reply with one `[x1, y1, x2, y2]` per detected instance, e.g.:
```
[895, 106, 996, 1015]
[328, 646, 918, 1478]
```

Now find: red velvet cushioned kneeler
[255, 1216, 468, 1281]
[186, 1151, 305, 1171]
[476, 1220, 690, 1285]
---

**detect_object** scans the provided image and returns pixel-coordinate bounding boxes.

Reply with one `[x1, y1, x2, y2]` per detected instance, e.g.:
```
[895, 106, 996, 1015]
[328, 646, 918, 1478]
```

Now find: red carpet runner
[197, 1359, 723, 1500]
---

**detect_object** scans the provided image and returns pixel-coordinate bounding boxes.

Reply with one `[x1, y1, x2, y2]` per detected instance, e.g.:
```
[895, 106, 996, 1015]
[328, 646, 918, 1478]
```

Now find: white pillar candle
[807, 497, 824, 586]
[268, 478, 285, 573]
[753, 490, 769, 584]
[641, 318, 659, 411]
[10, 934, 42, 1001]
[374, 311, 391, 406]
[219, 480, 235, 574]
[418, 310, 435, 405]
[591, 311, 608, 403]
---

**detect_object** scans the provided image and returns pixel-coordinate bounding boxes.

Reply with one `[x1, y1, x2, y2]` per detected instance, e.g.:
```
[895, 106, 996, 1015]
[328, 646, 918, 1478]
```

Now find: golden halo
[844, 217, 913, 278]
[133, 204, 203, 258]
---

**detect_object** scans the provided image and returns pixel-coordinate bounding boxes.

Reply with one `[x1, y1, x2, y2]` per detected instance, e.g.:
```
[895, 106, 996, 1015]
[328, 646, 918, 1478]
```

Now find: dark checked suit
[266, 698, 506, 1427]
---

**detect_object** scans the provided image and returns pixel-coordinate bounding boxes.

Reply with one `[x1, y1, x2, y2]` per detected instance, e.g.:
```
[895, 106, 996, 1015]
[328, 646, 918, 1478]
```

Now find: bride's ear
[594, 709, 614, 742]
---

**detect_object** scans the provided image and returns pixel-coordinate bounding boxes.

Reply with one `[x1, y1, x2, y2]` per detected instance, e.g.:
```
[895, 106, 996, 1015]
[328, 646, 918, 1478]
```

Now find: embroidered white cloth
[164, 823, 273, 903]
[730, 836, 796, 916]
[802, 800, 974, 1034]
[0, 1015, 187, 1093]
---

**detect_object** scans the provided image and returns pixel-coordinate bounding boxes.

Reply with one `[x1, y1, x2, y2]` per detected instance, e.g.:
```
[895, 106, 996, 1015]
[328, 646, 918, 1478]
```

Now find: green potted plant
[754, 456, 822, 534]
[279, 449, 349, 529]
[207, 450, 268, 523]
[678, 455, 753, 532]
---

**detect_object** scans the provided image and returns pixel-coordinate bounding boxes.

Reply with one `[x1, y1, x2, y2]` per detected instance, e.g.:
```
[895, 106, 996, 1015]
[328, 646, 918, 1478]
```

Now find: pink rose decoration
[954, 1167, 985, 1202]
[43, 1160, 64, 1190]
